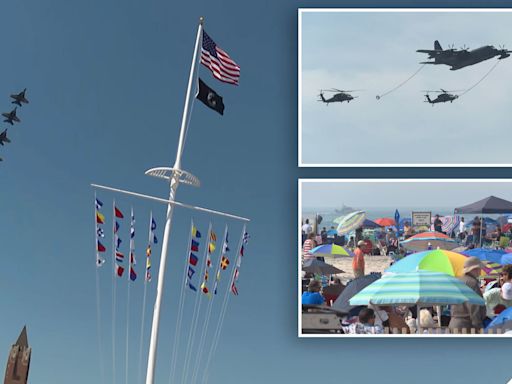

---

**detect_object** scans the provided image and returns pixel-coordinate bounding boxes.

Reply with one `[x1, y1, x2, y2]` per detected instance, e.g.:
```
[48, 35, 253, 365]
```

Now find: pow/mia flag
[196, 78, 225, 115]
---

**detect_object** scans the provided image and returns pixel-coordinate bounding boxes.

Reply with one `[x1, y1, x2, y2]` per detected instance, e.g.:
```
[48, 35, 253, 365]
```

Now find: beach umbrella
[400, 231, 458, 251]
[326, 229, 338, 236]
[349, 271, 485, 307]
[385, 249, 500, 278]
[385, 249, 468, 276]
[361, 219, 382, 229]
[374, 217, 396, 227]
[309, 244, 353, 258]
[331, 273, 381, 313]
[336, 210, 366, 235]
[455, 195, 512, 215]
[430, 215, 461, 234]
[461, 248, 510, 265]
[302, 259, 344, 275]
[485, 307, 512, 333]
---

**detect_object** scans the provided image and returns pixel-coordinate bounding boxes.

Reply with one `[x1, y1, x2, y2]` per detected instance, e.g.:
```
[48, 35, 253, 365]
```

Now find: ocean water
[302, 207, 456, 229]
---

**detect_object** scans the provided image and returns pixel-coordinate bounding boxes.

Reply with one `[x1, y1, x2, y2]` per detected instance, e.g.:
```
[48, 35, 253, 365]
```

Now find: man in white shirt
[302, 219, 313, 236]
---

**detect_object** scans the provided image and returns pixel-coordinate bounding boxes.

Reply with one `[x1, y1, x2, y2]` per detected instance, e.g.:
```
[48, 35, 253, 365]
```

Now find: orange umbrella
[374, 217, 396, 227]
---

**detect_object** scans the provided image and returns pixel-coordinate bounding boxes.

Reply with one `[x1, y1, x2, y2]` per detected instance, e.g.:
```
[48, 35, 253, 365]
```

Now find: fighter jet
[10, 88, 29, 107]
[2, 108, 20, 125]
[0, 129, 11, 145]
[417, 40, 512, 70]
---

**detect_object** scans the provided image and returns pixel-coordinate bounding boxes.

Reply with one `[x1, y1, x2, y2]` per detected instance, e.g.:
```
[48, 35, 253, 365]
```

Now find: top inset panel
[298, 9, 512, 167]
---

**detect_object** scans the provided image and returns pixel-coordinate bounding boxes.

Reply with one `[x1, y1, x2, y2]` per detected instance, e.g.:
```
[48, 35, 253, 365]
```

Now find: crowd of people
[301, 215, 512, 334]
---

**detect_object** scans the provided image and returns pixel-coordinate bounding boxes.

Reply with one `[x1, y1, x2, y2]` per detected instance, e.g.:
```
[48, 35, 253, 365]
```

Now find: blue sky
[301, 10, 512, 165]
[1, 1, 512, 384]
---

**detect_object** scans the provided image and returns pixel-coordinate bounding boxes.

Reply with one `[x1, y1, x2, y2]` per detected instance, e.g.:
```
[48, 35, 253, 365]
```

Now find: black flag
[196, 78, 225, 115]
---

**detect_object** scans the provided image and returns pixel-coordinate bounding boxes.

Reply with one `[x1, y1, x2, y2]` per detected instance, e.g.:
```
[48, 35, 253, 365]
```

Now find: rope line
[376, 64, 426, 100]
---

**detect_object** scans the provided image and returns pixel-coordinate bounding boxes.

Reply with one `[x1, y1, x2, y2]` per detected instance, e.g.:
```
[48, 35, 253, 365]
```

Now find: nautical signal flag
[196, 78, 224, 115]
[220, 256, 230, 270]
[201, 30, 240, 85]
[210, 231, 217, 242]
[189, 253, 198, 266]
[116, 265, 124, 277]
[97, 227, 105, 238]
[96, 257, 105, 267]
[96, 212, 105, 224]
[188, 282, 197, 292]
[97, 240, 106, 252]
[116, 237, 122, 249]
[188, 266, 195, 280]
[191, 225, 202, 238]
[114, 221, 120, 234]
[95, 198, 103, 210]
[208, 243, 216, 254]
[130, 267, 137, 281]
[116, 251, 124, 262]
[200, 282, 211, 297]
[191, 240, 199, 252]
[115, 206, 124, 219]
[231, 282, 238, 296]
[146, 245, 151, 257]
[151, 218, 157, 231]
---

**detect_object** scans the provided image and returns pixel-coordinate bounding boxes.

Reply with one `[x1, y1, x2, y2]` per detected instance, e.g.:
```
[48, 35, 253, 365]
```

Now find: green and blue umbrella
[349, 271, 485, 306]
[310, 244, 353, 258]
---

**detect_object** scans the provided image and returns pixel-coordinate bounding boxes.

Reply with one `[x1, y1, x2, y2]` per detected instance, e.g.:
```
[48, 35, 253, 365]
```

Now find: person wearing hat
[352, 240, 366, 279]
[448, 256, 487, 332]
[301, 279, 325, 305]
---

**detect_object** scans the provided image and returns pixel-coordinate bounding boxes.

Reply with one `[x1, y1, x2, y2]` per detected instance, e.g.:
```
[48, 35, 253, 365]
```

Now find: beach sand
[329, 255, 392, 284]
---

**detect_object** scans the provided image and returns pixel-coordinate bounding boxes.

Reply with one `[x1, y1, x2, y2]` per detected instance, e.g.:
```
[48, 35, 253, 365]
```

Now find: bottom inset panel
[299, 179, 512, 337]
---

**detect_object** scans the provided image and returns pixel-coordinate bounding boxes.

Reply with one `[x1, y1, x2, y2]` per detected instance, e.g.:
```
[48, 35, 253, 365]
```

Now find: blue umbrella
[461, 248, 512, 265]
[485, 307, 512, 332]
[326, 229, 338, 236]
[361, 219, 382, 229]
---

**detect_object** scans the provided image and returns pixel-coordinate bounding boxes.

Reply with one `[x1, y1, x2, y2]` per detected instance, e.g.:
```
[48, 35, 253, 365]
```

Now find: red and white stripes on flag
[201, 30, 240, 85]
[230, 226, 248, 296]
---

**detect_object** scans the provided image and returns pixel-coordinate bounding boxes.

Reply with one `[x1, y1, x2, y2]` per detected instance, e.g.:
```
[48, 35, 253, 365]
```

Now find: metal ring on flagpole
[145, 167, 201, 188]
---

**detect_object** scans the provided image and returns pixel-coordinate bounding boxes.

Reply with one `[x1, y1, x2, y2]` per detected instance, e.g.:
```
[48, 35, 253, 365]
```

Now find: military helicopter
[318, 89, 360, 105]
[2, 108, 20, 125]
[10, 88, 29, 107]
[417, 40, 512, 70]
[423, 89, 462, 105]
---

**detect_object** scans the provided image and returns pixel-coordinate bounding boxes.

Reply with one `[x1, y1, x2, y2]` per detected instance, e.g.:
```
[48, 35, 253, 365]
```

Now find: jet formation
[1, 89, 29, 162]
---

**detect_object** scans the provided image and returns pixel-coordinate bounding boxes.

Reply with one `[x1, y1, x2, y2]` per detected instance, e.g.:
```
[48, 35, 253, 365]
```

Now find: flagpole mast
[145, 16, 204, 384]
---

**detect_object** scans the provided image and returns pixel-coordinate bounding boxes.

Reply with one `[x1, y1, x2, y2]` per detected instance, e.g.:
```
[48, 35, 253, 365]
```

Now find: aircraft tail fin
[434, 40, 442, 51]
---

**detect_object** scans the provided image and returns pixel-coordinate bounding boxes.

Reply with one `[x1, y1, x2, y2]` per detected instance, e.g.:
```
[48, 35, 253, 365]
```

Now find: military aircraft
[10, 88, 28, 107]
[423, 89, 460, 105]
[2, 108, 20, 125]
[318, 89, 359, 105]
[417, 40, 512, 70]
[0, 129, 11, 145]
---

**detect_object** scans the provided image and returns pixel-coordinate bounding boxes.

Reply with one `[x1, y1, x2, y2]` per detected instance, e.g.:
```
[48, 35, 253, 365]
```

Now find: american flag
[201, 30, 240, 85]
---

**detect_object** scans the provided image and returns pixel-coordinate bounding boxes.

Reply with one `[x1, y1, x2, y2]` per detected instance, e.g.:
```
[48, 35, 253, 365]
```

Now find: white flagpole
[145, 16, 204, 384]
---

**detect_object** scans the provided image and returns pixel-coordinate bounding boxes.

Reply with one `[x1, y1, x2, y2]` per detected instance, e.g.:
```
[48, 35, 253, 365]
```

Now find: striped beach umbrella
[349, 271, 485, 306]
[309, 244, 354, 258]
[400, 231, 458, 251]
[336, 210, 366, 236]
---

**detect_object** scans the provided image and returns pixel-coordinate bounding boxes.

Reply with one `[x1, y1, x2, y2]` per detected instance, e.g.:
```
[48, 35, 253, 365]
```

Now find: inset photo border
[298, 179, 512, 337]
[298, 9, 512, 167]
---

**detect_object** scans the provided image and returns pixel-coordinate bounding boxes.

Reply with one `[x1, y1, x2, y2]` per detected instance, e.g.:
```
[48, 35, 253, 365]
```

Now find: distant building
[4, 327, 31, 384]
